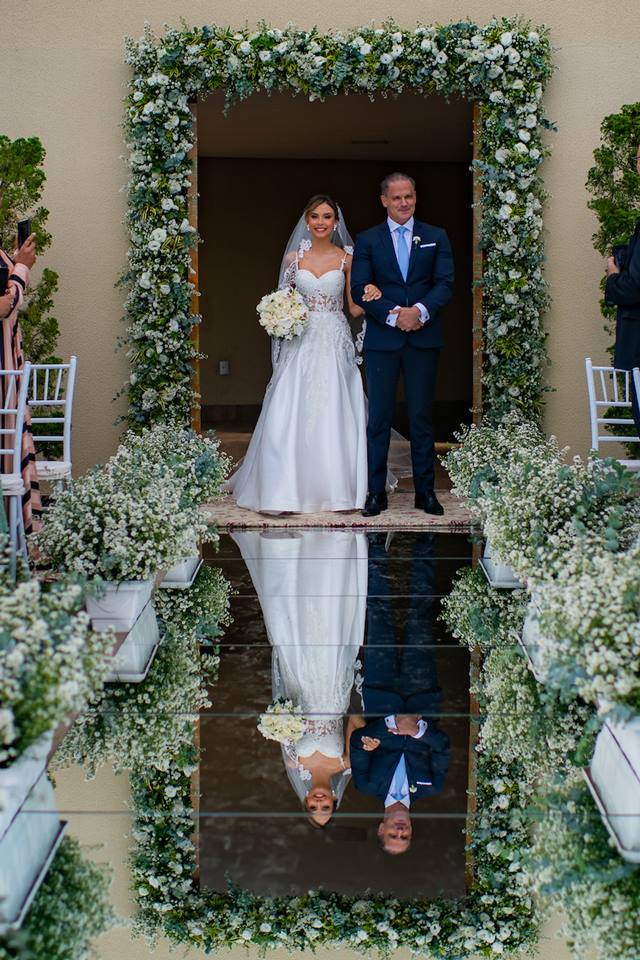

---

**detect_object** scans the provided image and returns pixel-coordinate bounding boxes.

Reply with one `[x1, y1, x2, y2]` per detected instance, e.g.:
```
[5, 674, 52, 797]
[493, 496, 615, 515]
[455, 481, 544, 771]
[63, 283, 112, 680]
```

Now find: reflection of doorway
[195, 90, 475, 445]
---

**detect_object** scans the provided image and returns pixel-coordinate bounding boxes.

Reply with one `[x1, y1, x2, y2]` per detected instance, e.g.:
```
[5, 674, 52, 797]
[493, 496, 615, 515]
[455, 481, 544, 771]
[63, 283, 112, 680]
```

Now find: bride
[232, 529, 367, 827]
[226, 195, 381, 514]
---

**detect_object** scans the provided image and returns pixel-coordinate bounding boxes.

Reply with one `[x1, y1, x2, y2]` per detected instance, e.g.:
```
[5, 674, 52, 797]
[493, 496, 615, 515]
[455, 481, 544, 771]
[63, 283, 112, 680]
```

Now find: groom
[351, 173, 455, 516]
[350, 533, 450, 855]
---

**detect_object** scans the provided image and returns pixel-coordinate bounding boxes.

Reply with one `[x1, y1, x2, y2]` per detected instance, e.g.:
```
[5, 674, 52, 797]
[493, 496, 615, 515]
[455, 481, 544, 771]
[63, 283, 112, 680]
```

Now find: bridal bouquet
[257, 697, 306, 744]
[256, 288, 308, 339]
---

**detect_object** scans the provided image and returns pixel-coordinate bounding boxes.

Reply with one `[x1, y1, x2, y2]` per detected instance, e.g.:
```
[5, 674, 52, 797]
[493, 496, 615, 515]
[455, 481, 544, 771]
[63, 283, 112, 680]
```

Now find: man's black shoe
[362, 492, 388, 517]
[415, 491, 444, 516]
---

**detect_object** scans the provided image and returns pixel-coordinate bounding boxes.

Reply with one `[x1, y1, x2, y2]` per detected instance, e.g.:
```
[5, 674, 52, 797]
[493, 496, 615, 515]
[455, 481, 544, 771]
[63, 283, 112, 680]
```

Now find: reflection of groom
[351, 172, 454, 518]
[350, 534, 450, 855]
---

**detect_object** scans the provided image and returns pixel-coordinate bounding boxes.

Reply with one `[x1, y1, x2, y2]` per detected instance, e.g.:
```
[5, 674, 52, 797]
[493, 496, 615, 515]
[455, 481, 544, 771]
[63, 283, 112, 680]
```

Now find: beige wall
[2, 1, 639, 471]
[53, 764, 591, 960]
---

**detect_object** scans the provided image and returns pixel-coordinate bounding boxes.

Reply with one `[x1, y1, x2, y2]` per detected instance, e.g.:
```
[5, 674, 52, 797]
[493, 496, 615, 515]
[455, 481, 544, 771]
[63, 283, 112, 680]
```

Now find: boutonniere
[409, 784, 417, 794]
[412, 235, 421, 246]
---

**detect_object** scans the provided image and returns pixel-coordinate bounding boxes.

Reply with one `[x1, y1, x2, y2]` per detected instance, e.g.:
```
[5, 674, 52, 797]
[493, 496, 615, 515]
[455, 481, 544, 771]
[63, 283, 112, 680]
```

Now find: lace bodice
[295, 716, 345, 760]
[295, 267, 345, 313]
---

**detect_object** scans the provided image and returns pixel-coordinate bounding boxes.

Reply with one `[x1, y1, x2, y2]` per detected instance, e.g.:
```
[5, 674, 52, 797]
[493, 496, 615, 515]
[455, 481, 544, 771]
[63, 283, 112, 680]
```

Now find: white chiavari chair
[1, 363, 32, 563]
[585, 357, 640, 471]
[27, 356, 77, 490]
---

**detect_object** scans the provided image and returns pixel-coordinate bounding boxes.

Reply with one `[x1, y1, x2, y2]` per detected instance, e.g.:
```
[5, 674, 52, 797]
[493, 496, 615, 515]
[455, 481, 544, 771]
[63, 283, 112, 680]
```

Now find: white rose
[380, 52, 392, 65]
[259, 50, 272, 62]
[238, 41, 252, 55]
[435, 51, 448, 64]
[500, 32, 513, 47]
[518, 129, 531, 142]
[495, 147, 508, 163]
[360, 43, 372, 55]
[421, 38, 433, 51]
[392, 31, 403, 42]
[507, 49, 521, 65]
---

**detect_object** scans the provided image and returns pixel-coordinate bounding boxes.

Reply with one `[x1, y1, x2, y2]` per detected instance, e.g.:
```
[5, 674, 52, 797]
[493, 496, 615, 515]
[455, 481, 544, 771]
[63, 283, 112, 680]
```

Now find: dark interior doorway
[196, 91, 474, 442]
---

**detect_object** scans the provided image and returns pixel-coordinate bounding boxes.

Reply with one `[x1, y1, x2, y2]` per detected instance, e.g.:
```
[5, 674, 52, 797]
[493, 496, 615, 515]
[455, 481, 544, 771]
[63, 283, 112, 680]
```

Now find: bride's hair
[303, 194, 340, 222]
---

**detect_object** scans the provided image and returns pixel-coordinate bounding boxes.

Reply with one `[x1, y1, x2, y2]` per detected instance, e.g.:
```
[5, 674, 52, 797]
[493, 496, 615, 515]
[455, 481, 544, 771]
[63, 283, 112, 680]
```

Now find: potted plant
[35, 460, 208, 630]
[0, 578, 112, 838]
[113, 425, 231, 587]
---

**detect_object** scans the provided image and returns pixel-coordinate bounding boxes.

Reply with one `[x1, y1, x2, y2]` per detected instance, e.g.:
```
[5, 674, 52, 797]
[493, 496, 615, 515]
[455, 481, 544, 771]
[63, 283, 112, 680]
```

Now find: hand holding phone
[17, 219, 32, 250]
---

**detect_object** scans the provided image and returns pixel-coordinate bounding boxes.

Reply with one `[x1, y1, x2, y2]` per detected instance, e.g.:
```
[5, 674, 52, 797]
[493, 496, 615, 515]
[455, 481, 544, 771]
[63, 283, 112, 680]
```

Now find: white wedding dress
[226, 257, 368, 513]
[232, 530, 367, 789]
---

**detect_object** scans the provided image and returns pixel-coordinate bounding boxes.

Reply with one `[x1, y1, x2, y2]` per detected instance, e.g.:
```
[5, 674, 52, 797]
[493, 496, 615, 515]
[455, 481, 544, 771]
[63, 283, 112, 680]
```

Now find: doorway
[194, 90, 475, 453]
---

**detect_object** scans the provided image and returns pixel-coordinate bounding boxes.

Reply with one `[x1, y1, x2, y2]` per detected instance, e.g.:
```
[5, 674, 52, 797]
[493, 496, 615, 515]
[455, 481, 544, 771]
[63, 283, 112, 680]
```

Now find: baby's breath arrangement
[0, 578, 113, 768]
[35, 462, 207, 582]
[114, 424, 232, 505]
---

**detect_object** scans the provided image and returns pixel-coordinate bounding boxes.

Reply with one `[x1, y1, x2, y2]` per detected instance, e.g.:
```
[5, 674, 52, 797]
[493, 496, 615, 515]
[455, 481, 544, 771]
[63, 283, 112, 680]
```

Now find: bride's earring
[306, 223, 310, 232]
[333, 224, 338, 232]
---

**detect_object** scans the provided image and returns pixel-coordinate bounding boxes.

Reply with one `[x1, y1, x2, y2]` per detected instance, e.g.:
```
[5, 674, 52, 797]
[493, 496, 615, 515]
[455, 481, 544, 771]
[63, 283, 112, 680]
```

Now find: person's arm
[421, 229, 455, 318]
[351, 234, 398, 324]
[343, 255, 381, 319]
[342, 714, 367, 766]
[606, 239, 640, 307]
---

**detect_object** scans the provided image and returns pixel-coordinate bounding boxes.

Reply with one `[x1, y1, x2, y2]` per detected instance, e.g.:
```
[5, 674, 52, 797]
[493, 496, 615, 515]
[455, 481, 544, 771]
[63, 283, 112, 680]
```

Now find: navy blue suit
[351, 220, 455, 494]
[608, 219, 640, 433]
[350, 533, 450, 802]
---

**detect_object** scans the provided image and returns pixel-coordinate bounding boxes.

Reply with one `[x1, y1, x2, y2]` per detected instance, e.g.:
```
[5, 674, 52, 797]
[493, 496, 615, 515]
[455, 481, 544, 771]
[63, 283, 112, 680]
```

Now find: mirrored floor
[198, 529, 473, 898]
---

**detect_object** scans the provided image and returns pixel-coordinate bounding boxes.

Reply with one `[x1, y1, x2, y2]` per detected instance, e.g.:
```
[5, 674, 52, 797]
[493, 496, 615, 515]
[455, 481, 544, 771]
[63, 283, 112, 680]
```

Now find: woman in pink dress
[0, 233, 42, 535]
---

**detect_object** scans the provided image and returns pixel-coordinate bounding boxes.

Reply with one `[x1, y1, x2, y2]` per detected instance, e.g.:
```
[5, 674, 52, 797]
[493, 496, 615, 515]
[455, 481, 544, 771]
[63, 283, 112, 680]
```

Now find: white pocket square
[420, 242, 436, 248]
[417, 780, 433, 785]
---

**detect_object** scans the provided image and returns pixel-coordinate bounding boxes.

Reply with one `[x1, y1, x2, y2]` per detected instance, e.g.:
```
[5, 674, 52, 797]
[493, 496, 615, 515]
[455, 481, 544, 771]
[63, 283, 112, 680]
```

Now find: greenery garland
[122, 17, 554, 427]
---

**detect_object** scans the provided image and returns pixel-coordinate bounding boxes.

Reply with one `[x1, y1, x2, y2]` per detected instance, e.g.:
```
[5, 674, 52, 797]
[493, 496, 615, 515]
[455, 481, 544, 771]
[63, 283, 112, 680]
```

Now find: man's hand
[606, 256, 620, 277]
[390, 306, 422, 332]
[14, 234, 36, 269]
[0, 291, 14, 319]
[395, 715, 420, 737]
[361, 736, 381, 752]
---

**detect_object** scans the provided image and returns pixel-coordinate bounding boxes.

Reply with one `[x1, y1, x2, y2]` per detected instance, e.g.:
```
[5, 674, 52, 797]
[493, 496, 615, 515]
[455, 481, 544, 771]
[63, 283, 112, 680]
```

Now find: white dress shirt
[383, 714, 428, 808]
[386, 216, 429, 328]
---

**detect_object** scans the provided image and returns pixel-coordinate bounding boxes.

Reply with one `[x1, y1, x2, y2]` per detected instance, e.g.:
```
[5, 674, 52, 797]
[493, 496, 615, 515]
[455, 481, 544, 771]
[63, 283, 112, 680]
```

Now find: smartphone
[613, 244, 628, 271]
[0, 266, 8, 294]
[17, 219, 31, 249]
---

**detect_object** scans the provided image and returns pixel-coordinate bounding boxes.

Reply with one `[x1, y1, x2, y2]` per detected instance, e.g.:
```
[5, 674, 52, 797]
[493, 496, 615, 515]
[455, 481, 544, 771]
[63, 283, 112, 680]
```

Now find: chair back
[27, 356, 77, 463]
[585, 357, 640, 451]
[0, 363, 32, 476]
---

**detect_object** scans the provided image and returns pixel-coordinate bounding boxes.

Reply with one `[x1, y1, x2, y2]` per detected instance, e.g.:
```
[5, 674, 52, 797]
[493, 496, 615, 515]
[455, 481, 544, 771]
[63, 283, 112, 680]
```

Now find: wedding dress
[231, 530, 367, 800]
[226, 255, 368, 513]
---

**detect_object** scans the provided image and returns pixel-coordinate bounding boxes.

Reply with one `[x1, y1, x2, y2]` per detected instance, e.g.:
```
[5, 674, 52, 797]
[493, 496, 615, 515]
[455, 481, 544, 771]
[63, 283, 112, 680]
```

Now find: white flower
[500, 32, 513, 47]
[238, 41, 252, 55]
[259, 50, 272, 62]
[435, 51, 448, 64]
[495, 147, 509, 164]
[518, 129, 532, 143]
[161, 197, 177, 211]
[379, 52, 392, 65]
[420, 38, 433, 51]
[360, 43, 372, 55]
[260, 923, 272, 933]
[498, 204, 513, 220]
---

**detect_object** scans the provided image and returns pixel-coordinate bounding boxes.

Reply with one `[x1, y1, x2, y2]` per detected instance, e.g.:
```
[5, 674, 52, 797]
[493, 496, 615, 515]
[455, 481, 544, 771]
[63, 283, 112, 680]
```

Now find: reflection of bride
[231, 529, 367, 827]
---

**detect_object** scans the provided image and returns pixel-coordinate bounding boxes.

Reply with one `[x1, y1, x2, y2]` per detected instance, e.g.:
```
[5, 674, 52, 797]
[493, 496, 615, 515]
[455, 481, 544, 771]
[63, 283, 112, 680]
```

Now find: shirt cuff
[413, 719, 428, 739]
[414, 302, 429, 325]
[386, 306, 401, 327]
[10, 263, 29, 286]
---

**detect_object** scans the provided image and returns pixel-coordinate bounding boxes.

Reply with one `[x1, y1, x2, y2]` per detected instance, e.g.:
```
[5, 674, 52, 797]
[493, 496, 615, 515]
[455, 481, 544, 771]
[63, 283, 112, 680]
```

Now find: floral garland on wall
[122, 17, 553, 428]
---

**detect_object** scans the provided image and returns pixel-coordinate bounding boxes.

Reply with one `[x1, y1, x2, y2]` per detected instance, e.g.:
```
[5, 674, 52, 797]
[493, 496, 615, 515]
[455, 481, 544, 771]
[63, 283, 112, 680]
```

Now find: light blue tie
[395, 225, 410, 280]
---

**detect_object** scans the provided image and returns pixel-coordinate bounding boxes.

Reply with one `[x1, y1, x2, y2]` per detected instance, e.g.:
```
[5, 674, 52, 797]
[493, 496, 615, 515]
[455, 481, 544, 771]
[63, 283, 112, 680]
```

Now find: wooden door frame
[189, 100, 483, 431]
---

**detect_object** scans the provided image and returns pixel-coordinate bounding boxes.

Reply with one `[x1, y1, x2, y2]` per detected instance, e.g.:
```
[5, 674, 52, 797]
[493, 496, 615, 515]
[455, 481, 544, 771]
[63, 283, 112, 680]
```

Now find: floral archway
[121, 18, 553, 430]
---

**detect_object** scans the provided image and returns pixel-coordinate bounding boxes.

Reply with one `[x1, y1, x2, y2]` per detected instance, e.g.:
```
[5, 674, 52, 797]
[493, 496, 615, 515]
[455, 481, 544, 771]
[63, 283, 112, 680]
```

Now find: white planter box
[479, 538, 523, 590]
[0, 773, 66, 931]
[0, 731, 54, 841]
[106, 600, 161, 683]
[517, 597, 548, 682]
[160, 555, 202, 590]
[86, 578, 155, 632]
[585, 718, 640, 862]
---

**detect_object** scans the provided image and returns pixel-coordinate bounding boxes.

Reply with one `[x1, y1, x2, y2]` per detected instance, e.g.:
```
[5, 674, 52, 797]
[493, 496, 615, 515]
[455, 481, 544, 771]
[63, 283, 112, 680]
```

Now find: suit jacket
[606, 219, 640, 369]
[350, 219, 454, 351]
[350, 717, 450, 801]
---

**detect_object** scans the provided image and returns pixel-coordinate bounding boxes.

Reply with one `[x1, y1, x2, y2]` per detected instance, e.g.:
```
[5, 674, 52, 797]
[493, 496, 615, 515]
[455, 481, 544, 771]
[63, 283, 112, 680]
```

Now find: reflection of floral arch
[122, 18, 553, 429]
[128, 592, 538, 956]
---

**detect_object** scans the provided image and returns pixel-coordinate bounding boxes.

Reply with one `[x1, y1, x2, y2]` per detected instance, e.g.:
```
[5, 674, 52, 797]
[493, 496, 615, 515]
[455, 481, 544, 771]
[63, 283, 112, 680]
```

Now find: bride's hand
[362, 284, 382, 302]
[361, 736, 381, 752]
